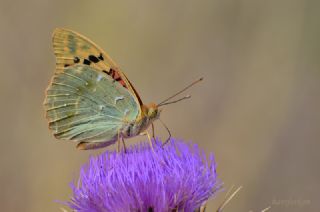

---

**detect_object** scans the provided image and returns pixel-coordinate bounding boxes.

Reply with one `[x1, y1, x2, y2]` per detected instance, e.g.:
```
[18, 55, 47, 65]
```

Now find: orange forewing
[52, 28, 143, 108]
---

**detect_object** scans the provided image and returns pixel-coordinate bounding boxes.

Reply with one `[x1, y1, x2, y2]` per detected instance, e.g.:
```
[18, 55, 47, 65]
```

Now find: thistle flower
[66, 138, 221, 212]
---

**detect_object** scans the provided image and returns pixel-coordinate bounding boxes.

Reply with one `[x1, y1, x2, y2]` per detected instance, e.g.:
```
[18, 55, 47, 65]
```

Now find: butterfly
[44, 28, 201, 150]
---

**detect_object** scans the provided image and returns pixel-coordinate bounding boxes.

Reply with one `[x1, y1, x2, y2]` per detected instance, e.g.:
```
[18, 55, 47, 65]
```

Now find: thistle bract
[66, 138, 221, 212]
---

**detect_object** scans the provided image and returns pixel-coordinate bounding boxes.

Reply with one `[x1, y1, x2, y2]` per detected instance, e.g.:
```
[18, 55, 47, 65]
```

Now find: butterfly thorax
[122, 103, 160, 138]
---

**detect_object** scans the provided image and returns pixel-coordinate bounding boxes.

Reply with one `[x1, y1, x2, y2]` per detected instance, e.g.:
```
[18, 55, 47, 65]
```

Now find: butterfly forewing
[44, 64, 140, 143]
[52, 28, 143, 111]
[53, 28, 116, 71]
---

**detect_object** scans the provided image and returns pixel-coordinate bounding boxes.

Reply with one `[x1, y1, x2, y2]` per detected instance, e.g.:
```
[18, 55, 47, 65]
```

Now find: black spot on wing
[98, 53, 104, 61]
[110, 69, 115, 78]
[74, 57, 80, 63]
[83, 59, 91, 65]
[102, 70, 109, 75]
[102, 68, 115, 77]
[64, 64, 70, 67]
[88, 55, 99, 63]
[112, 77, 122, 83]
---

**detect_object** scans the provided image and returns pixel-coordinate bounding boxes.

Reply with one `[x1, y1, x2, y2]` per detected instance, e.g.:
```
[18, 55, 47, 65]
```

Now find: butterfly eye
[148, 108, 158, 119]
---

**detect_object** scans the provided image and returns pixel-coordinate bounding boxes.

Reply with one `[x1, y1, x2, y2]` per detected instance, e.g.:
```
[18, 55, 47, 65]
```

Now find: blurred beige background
[1, 0, 319, 211]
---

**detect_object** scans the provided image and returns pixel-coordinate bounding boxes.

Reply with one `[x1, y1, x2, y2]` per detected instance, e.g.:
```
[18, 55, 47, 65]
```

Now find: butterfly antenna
[158, 95, 191, 107]
[159, 118, 172, 146]
[157, 77, 203, 107]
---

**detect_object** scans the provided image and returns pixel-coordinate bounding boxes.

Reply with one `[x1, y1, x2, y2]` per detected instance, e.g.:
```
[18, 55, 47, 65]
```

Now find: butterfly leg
[117, 130, 121, 153]
[146, 131, 155, 153]
[121, 136, 127, 153]
[159, 118, 172, 147]
[151, 123, 155, 140]
[139, 131, 154, 152]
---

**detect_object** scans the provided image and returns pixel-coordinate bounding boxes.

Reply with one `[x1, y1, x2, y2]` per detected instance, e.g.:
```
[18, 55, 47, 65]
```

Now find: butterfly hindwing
[44, 64, 139, 143]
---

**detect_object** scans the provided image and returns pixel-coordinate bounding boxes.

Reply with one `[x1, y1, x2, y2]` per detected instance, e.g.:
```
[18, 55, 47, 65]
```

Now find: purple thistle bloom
[66, 138, 221, 212]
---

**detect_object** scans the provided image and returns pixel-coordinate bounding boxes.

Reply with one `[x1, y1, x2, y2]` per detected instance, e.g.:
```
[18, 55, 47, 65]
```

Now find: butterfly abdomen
[122, 117, 149, 138]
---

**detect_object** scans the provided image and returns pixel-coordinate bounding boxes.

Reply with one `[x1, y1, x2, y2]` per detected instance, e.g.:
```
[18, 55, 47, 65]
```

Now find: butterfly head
[144, 103, 161, 120]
